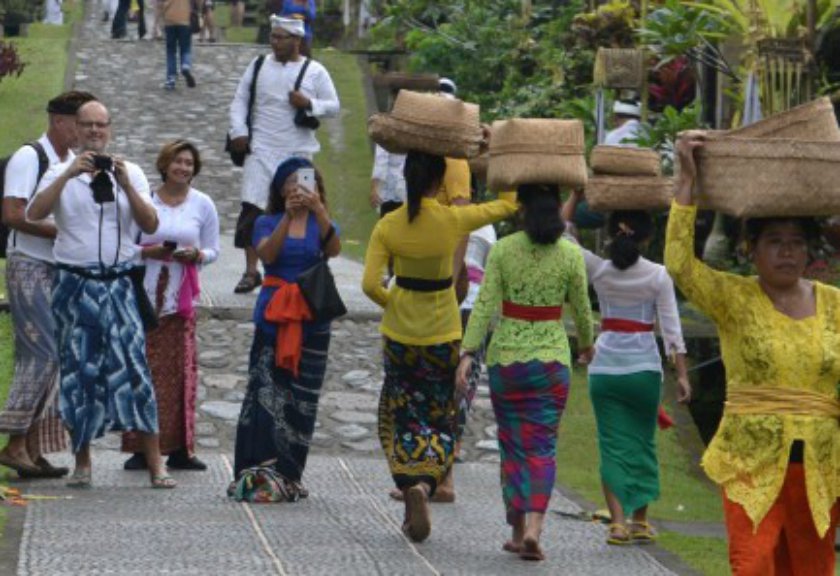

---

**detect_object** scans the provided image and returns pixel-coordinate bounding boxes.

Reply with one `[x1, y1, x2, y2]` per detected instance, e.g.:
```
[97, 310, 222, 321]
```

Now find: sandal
[404, 484, 431, 542]
[66, 469, 92, 489]
[630, 520, 657, 543]
[0, 451, 41, 475]
[389, 487, 455, 503]
[234, 272, 262, 294]
[150, 474, 178, 489]
[18, 457, 69, 479]
[606, 523, 632, 546]
[519, 536, 545, 561]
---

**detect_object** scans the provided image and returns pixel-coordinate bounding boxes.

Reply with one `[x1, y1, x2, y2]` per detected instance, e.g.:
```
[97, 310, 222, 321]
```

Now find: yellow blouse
[362, 192, 517, 346]
[665, 202, 840, 537]
[436, 158, 471, 206]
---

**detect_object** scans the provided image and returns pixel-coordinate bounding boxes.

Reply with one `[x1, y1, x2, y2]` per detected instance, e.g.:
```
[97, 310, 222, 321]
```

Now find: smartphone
[297, 168, 315, 195]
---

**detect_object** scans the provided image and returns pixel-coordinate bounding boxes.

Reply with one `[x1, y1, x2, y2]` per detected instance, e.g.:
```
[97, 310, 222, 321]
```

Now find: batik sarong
[378, 338, 458, 496]
[122, 313, 198, 454]
[0, 253, 66, 454]
[52, 262, 159, 453]
[234, 326, 330, 481]
[489, 360, 570, 522]
[589, 371, 661, 516]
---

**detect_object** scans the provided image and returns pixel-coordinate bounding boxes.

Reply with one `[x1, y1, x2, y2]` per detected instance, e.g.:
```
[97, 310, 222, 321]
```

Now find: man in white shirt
[27, 100, 175, 489]
[228, 15, 339, 293]
[370, 144, 406, 215]
[0, 91, 96, 479]
[604, 100, 642, 146]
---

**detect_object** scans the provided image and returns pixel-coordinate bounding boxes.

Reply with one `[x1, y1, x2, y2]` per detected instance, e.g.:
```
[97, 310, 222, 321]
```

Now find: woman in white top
[563, 190, 691, 545]
[122, 140, 220, 471]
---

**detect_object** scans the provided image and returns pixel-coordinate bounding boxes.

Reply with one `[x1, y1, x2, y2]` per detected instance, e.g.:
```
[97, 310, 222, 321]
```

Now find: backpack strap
[245, 55, 267, 139]
[294, 57, 311, 92]
[10, 141, 50, 249]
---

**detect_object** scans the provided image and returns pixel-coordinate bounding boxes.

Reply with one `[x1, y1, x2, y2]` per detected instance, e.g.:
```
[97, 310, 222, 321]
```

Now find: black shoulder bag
[293, 58, 320, 130]
[225, 54, 266, 167]
[296, 225, 346, 322]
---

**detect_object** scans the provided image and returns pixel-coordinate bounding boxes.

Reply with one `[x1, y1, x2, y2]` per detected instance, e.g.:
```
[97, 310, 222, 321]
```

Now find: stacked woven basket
[586, 146, 671, 210]
[687, 96, 840, 217]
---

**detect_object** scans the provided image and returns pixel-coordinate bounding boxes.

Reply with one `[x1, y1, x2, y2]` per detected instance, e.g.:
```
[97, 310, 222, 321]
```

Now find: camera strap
[97, 172, 121, 271]
[294, 58, 311, 92]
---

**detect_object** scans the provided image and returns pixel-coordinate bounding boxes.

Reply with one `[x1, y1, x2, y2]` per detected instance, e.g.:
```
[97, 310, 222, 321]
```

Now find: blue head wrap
[270, 157, 313, 206]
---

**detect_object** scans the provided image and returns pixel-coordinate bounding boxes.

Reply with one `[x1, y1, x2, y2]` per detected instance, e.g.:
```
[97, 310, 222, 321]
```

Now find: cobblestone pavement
[5, 3, 689, 575]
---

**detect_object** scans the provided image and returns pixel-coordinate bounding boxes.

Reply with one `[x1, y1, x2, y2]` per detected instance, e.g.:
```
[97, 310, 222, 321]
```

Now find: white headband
[613, 101, 641, 118]
[269, 15, 305, 37]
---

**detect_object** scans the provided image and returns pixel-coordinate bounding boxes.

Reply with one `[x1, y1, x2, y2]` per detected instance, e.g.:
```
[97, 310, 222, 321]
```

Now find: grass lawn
[314, 49, 376, 262]
[658, 532, 731, 576]
[212, 4, 258, 44]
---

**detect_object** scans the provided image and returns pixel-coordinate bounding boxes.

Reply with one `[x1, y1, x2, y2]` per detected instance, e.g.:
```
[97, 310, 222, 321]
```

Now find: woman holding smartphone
[232, 157, 341, 500]
[122, 140, 220, 473]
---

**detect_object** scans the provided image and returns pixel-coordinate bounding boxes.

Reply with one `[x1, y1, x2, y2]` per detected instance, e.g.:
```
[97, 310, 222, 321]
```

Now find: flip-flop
[519, 536, 545, 561]
[404, 485, 431, 542]
[606, 523, 632, 546]
[150, 474, 177, 489]
[630, 520, 657, 543]
[0, 452, 41, 475]
[66, 469, 92, 489]
[502, 540, 522, 554]
[234, 272, 262, 294]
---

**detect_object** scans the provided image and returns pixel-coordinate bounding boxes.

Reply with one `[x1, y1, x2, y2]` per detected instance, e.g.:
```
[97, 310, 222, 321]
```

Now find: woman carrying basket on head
[457, 184, 594, 562]
[362, 150, 518, 543]
[666, 132, 840, 575]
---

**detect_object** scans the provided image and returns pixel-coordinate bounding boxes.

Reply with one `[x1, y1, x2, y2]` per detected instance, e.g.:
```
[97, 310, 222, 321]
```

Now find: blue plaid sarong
[52, 262, 159, 453]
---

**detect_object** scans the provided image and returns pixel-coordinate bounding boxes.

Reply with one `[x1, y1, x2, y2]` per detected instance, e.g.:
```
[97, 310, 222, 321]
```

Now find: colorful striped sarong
[0, 253, 66, 454]
[378, 338, 458, 495]
[234, 325, 331, 481]
[489, 360, 570, 521]
[122, 313, 198, 455]
[52, 262, 159, 453]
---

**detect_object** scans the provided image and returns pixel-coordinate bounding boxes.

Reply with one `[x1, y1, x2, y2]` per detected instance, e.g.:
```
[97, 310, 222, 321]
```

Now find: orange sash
[263, 276, 313, 377]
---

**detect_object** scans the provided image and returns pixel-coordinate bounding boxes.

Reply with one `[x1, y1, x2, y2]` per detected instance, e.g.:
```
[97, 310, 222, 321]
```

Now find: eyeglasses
[77, 121, 111, 129]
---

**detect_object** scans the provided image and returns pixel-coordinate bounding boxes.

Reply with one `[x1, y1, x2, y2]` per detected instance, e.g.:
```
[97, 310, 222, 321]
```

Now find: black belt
[395, 276, 452, 292]
[56, 263, 135, 282]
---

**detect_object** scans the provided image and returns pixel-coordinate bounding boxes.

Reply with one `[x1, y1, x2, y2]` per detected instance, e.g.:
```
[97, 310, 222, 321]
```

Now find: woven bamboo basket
[593, 48, 645, 89]
[368, 90, 483, 159]
[724, 97, 840, 142]
[487, 119, 587, 191]
[591, 145, 661, 176]
[586, 176, 674, 211]
[693, 138, 840, 217]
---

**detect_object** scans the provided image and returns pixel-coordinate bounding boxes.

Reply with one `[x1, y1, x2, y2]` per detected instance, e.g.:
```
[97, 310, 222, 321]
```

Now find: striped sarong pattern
[52, 262, 159, 453]
[378, 338, 458, 495]
[0, 253, 66, 454]
[489, 360, 570, 521]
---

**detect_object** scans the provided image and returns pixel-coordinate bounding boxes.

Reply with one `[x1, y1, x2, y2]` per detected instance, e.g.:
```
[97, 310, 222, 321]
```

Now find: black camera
[93, 154, 113, 172]
[90, 170, 115, 204]
[294, 109, 320, 130]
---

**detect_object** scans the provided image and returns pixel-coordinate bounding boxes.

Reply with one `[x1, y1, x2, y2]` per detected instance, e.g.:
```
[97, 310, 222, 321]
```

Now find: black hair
[743, 216, 820, 248]
[403, 150, 446, 223]
[516, 184, 564, 245]
[607, 210, 653, 270]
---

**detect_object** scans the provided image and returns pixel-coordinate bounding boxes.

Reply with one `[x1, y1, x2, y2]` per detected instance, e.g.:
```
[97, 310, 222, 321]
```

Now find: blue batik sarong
[52, 262, 159, 453]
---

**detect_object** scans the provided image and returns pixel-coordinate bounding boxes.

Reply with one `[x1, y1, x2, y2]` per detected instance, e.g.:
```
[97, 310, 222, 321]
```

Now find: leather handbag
[296, 258, 346, 322]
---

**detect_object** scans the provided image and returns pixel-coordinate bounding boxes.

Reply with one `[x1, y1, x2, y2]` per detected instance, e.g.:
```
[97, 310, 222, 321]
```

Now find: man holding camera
[0, 91, 97, 479]
[227, 15, 339, 294]
[27, 100, 175, 489]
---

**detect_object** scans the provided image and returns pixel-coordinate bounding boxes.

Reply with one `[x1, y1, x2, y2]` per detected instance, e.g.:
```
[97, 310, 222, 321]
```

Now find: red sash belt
[502, 301, 563, 321]
[263, 276, 312, 377]
[600, 318, 654, 333]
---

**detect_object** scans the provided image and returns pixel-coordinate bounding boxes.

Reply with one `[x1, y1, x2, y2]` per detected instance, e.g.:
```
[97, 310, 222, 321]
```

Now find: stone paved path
[4, 3, 692, 574]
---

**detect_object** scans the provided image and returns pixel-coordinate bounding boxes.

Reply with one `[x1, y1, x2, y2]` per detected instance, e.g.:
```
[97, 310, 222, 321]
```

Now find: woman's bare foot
[519, 535, 545, 561]
[403, 483, 431, 542]
[389, 487, 455, 503]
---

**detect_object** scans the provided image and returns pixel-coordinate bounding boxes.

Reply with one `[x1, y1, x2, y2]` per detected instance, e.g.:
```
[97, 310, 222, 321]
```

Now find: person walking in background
[604, 100, 642, 146]
[27, 100, 175, 490]
[0, 91, 97, 479]
[457, 184, 594, 561]
[112, 0, 146, 39]
[161, 0, 195, 90]
[199, 0, 216, 42]
[362, 151, 518, 543]
[122, 140, 219, 472]
[230, 0, 244, 27]
[667, 132, 840, 575]
[232, 157, 341, 499]
[228, 15, 339, 294]
[562, 190, 691, 545]
[43, 0, 64, 25]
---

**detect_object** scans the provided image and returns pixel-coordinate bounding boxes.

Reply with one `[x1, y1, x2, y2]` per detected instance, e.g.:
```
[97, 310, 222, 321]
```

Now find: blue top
[252, 212, 339, 337]
[282, 0, 316, 42]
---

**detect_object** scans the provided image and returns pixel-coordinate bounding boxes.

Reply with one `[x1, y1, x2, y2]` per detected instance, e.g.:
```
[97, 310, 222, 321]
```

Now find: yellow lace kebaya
[665, 202, 840, 537]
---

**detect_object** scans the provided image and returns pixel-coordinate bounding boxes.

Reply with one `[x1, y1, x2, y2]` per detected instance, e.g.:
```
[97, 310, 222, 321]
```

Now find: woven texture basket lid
[725, 97, 840, 142]
[367, 90, 483, 159]
[591, 145, 661, 176]
[487, 118, 587, 190]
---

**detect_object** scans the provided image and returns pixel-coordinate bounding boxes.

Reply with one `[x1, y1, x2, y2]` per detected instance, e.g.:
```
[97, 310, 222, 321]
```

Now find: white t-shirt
[229, 55, 340, 208]
[461, 224, 497, 311]
[4, 134, 70, 262]
[604, 119, 642, 146]
[34, 159, 153, 266]
[372, 144, 406, 204]
[140, 188, 220, 316]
